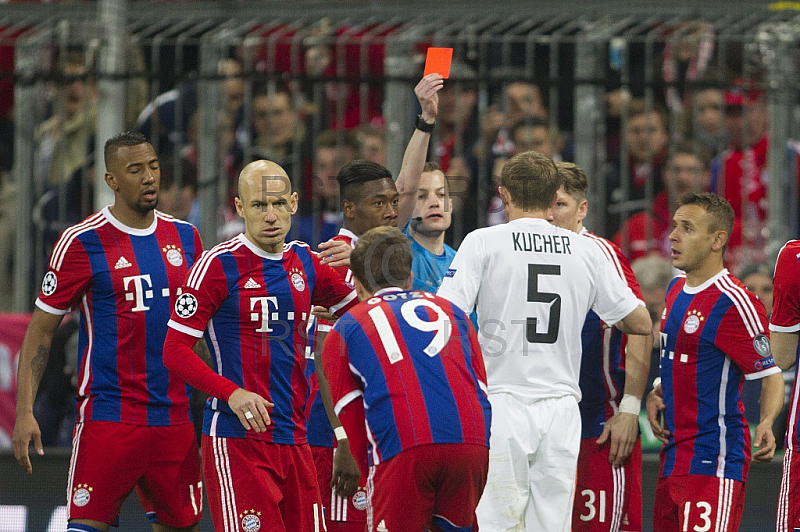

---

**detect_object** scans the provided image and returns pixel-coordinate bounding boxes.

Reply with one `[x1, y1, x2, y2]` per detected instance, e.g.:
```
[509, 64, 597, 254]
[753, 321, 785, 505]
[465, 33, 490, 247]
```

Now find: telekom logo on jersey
[249, 296, 308, 334]
[123, 274, 180, 312]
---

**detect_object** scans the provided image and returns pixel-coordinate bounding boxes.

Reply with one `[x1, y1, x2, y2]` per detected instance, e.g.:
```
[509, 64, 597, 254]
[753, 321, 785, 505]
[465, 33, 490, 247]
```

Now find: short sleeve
[167, 254, 229, 337]
[35, 233, 93, 315]
[590, 246, 642, 325]
[438, 231, 485, 314]
[716, 293, 780, 380]
[771, 241, 800, 333]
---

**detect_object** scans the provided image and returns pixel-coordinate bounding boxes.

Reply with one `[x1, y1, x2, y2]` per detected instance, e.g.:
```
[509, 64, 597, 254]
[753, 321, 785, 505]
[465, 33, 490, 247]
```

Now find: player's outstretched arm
[395, 74, 443, 229]
[645, 382, 670, 444]
[771, 331, 799, 371]
[597, 331, 652, 466]
[753, 372, 785, 463]
[13, 308, 64, 473]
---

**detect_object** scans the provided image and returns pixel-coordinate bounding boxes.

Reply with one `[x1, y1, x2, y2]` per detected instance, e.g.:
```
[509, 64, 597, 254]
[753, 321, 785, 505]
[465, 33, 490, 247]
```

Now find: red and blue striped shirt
[323, 288, 491, 466]
[36, 207, 203, 426]
[165, 235, 357, 444]
[659, 270, 779, 482]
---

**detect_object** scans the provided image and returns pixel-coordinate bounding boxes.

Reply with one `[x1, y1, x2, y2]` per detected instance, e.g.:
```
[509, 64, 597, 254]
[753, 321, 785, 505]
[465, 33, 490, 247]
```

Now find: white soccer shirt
[438, 217, 642, 401]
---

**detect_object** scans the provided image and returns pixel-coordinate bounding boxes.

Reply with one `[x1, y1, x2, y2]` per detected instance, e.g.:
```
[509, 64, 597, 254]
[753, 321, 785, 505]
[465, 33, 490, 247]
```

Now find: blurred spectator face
[253, 92, 296, 146]
[159, 184, 196, 221]
[626, 110, 668, 163]
[63, 61, 92, 118]
[225, 77, 245, 115]
[505, 82, 547, 122]
[411, 170, 452, 236]
[315, 145, 355, 202]
[360, 131, 387, 166]
[438, 84, 477, 130]
[725, 99, 767, 150]
[742, 271, 773, 315]
[695, 88, 723, 137]
[512, 124, 553, 158]
[664, 152, 709, 199]
[546, 185, 587, 233]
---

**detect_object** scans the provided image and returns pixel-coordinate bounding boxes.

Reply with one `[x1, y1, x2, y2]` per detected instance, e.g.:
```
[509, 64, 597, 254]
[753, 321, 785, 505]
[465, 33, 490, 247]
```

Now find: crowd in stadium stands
[5, 19, 800, 531]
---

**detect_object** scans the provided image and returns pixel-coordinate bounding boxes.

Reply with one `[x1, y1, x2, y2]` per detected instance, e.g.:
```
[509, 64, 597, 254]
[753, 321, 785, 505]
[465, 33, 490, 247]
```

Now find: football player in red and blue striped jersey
[13, 132, 204, 532]
[321, 226, 491, 532]
[770, 239, 800, 532]
[646, 192, 784, 532]
[164, 160, 357, 532]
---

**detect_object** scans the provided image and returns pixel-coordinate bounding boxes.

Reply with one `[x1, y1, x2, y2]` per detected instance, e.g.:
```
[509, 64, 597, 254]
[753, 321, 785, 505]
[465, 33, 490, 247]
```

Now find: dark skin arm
[13, 308, 64, 473]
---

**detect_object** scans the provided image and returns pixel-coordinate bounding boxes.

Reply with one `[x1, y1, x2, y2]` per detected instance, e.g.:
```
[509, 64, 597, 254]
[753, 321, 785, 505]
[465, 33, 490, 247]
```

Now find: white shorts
[476, 393, 581, 532]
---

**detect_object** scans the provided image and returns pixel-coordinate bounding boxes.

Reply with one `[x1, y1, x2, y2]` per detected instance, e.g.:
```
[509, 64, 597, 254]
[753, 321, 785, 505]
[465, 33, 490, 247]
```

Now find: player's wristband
[333, 426, 348, 441]
[619, 394, 641, 415]
[652, 377, 662, 389]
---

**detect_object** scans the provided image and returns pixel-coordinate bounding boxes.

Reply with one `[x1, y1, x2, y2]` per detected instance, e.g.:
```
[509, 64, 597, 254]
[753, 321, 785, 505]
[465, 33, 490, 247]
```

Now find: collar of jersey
[338, 227, 359, 243]
[237, 233, 283, 260]
[373, 286, 404, 297]
[682, 268, 729, 294]
[102, 206, 157, 236]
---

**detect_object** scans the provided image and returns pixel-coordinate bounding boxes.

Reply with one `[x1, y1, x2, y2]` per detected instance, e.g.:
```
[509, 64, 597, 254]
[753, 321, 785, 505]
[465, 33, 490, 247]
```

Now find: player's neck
[507, 205, 548, 222]
[109, 204, 155, 230]
[408, 226, 445, 255]
[684, 257, 725, 287]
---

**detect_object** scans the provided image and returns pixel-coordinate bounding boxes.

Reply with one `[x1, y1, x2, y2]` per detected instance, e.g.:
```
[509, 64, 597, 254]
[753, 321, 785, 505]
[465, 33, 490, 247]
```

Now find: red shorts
[368, 443, 488, 532]
[777, 447, 800, 532]
[202, 435, 325, 532]
[67, 420, 202, 527]
[312, 445, 367, 527]
[573, 437, 642, 532]
[653, 475, 744, 532]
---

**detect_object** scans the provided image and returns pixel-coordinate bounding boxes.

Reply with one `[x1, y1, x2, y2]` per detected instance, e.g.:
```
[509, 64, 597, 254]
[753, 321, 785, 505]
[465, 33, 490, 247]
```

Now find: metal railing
[3, 2, 800, 311]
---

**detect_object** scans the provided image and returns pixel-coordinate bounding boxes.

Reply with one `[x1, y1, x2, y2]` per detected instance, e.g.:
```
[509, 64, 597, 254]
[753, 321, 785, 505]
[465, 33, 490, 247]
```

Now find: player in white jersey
[438, 150, 652, 532]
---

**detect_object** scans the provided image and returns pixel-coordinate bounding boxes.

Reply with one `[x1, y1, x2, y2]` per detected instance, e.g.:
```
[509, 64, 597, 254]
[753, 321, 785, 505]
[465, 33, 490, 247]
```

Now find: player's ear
[578, 199, 588, 222]
[404, 273, 414, 290]
[290, 192, 298, 215]
[234, 196, 244, 218]
[712, 230, 729, 252]
[104, 171, 118, 192]
[497, 186, 511, 207]
[342, 199, 356, 220]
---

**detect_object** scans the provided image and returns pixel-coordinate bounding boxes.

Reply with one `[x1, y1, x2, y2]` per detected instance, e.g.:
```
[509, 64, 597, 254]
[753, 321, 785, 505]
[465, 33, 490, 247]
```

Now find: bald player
[163, 160, 358, 532]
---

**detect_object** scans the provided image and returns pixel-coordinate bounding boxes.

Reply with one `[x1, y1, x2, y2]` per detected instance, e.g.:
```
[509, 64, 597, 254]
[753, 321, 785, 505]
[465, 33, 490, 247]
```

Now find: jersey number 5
[527, 264, 561, 344]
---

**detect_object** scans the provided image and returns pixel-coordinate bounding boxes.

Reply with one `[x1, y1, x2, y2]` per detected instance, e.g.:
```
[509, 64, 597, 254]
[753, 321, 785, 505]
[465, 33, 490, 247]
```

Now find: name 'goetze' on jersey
[659, 270, 780, 482]
[36, 207, 203, 426]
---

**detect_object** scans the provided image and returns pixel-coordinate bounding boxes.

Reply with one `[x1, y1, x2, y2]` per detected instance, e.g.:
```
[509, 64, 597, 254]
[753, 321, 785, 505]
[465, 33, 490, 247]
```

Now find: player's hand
[331, 439, 361, 498]
[752, 421, 777, 463]
[311, 306, 337, 323]
[12, 412, 44, 474]
[318, 240, 352, 268]
[646, 384, 670, 444]
[597, 412, 638, 467]
[228, 388, 274, 433]
[415, 74, 443, 123]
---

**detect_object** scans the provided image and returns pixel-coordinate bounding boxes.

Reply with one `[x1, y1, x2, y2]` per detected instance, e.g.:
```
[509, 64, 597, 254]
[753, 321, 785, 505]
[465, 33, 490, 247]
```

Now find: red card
[423, 47, 453, 78]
